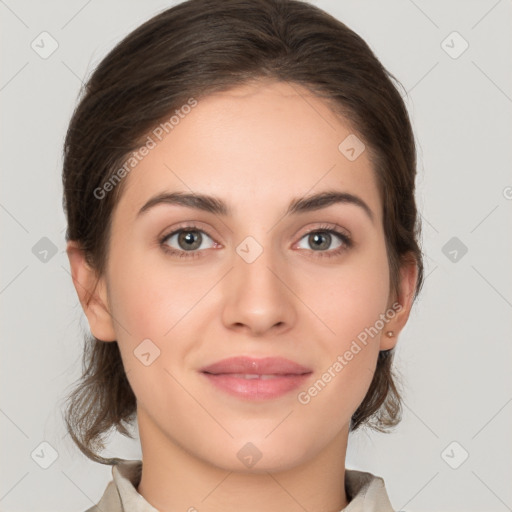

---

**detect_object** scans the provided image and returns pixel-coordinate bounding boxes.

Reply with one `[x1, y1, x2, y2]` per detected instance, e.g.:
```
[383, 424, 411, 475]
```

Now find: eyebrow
[137, 189, 374, 223]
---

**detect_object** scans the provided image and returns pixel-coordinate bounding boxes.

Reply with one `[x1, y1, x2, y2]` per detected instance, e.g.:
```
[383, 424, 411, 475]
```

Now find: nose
[221, 246, 297, 337]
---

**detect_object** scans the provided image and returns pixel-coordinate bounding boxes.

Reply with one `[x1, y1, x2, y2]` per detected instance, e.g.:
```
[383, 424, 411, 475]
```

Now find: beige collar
[88, 459, 396, 511]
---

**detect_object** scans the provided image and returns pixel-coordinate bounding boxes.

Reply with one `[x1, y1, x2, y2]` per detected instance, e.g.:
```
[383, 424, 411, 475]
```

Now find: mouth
[215, 373, 291, 379]
[200, 356, 313, 400]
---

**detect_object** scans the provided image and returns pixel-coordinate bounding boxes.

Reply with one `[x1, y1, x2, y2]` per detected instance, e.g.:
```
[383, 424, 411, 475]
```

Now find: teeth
[229, 373, 280, 380]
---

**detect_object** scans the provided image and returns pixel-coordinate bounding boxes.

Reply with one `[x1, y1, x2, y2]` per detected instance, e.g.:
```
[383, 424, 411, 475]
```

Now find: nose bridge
[235, 241, 279, 294]
[221, 238, 296, 335]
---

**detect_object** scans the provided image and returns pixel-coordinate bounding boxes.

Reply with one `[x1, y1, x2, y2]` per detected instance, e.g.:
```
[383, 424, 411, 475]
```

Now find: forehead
[115, 80, 381, 223]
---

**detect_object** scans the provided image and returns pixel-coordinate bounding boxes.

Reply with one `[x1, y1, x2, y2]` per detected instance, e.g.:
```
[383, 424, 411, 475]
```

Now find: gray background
[1, 1, 511, 511]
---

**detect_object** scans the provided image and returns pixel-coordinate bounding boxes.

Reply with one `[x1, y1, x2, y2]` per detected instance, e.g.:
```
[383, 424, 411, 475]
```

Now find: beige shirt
[84, 459, 397, 512]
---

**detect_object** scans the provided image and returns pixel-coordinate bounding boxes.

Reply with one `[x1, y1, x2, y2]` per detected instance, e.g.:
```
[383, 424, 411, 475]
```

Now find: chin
[195, 434, 317, 474]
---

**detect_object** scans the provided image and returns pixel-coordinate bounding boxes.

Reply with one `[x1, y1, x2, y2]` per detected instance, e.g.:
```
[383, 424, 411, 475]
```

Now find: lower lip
[201, 373, 311, 400]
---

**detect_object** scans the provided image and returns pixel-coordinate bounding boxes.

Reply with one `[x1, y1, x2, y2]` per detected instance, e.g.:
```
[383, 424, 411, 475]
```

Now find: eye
[295, 225, 352, 258]
[159, 225, 218, 258]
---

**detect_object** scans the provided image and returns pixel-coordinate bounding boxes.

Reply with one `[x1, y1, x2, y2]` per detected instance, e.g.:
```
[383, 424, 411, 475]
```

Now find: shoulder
[344, 468, 397, 511]
[80, 480, 121, 512]
[80, 459, 145, 512]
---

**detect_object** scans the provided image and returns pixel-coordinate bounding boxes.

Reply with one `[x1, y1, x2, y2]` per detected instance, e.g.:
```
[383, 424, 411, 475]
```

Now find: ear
[380, 255, 419, 351]
[66, 240, 117, 342]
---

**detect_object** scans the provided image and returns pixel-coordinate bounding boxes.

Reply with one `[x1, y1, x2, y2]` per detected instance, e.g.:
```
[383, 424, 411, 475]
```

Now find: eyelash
[158, 223, 353, 260]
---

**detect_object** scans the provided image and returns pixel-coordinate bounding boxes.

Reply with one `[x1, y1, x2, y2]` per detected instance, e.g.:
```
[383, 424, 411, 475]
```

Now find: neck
[136, 409, 349, 512]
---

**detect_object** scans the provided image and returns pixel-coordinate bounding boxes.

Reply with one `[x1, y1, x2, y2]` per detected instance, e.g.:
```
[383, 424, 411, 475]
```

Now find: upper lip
[200, 356, 312, 375]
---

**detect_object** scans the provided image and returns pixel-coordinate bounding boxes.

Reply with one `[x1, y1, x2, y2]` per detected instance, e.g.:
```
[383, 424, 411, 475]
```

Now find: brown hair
[62, 0, 424, 465]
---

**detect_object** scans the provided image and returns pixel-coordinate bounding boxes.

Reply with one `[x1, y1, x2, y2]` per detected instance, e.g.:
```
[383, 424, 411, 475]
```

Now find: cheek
[107, 247, 213, 341]
[301, 243, 390, 346]
[105, 255, 196, 408]
[106, 250, 221, 397]
[294, 258, 389, 431]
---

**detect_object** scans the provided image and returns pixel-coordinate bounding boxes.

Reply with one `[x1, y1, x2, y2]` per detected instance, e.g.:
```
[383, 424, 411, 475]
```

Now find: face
[79, 80, 407, 472]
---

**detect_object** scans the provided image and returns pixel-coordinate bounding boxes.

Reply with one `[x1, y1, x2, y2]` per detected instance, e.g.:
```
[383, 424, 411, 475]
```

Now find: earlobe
[380, 257, 419, 351]
[66, 240, 117, 342]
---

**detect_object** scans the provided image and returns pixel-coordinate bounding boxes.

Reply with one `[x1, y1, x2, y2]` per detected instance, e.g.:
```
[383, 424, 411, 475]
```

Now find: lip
[200, 356, 312, 400]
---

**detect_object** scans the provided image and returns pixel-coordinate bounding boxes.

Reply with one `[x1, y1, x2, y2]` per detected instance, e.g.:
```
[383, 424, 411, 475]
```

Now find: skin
[67, 80, 418, 512]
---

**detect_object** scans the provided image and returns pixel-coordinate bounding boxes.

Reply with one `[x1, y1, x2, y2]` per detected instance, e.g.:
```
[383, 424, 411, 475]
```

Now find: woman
[62, 0, 424, 510]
